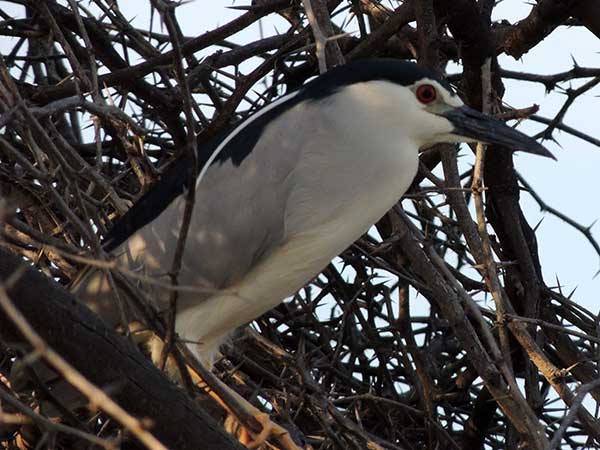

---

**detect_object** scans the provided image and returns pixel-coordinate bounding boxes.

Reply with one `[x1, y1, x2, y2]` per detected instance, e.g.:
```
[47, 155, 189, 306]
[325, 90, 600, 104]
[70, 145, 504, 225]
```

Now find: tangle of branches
[0, 1, 599, 449]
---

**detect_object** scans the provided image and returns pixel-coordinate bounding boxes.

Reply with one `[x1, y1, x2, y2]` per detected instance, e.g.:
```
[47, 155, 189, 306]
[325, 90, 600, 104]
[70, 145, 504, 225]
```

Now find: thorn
[532, 216, 544, 232]
[571, 54, 580, 69]
[226, 5, 255, 11]
[555, 274, 563, 296]
[585, 219, 597, 232]
[546, 134, 561, 147]
[552, 136, 564, 149]
[567, 286, 578, 300]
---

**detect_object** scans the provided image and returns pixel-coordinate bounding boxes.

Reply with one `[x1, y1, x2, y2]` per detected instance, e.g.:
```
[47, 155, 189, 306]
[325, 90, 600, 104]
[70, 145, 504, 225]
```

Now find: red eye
[416, 84, 437, 104]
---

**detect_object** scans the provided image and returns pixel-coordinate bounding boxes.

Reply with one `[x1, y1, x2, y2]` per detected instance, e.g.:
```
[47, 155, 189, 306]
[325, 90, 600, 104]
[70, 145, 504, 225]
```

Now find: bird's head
[404, 77, 553, 158]
[312, 59, 554, 159]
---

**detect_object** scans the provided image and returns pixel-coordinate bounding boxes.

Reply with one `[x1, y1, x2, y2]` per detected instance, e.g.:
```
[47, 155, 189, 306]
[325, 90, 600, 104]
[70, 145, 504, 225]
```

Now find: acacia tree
[0, 1, 599, 449]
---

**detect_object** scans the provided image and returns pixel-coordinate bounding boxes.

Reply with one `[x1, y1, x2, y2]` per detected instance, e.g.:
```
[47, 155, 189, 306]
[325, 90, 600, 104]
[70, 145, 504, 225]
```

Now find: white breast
[176, 83, 421, 362]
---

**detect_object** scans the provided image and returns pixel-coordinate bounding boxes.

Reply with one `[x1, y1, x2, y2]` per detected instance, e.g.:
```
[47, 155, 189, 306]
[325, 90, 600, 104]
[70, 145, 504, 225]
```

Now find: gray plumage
[72, 59, 552, 365]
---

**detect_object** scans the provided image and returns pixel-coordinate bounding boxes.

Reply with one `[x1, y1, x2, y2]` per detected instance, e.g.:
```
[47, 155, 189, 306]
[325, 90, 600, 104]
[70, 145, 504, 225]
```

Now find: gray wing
[101, 107, 316, 313]
[144, 123, 302, 292]
[72, 93, 326, 324]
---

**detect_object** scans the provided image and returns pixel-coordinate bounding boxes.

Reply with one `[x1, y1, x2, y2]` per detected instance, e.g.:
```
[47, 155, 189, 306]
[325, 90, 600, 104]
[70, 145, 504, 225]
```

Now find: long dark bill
[440, 105, 555, 159]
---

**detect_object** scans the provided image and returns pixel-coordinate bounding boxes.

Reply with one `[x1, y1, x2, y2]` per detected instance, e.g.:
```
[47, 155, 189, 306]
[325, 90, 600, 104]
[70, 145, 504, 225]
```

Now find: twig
[529, 114, 600, 148]
[548, 378, 600, 450]
[0, 388, 117, 450]
[517, 171, 600, 261]
[471, 58, 515, 378]
[302, 0, 344, 73]
[149, 0, 199, 373]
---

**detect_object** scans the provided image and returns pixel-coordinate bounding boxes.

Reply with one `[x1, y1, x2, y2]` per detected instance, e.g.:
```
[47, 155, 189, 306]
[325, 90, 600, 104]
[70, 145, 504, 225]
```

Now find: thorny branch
[0, 1, 599, 450]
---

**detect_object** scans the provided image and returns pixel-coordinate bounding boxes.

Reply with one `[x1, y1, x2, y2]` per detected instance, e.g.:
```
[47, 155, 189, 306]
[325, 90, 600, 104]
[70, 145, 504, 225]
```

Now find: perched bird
[73, 58, 553, 367]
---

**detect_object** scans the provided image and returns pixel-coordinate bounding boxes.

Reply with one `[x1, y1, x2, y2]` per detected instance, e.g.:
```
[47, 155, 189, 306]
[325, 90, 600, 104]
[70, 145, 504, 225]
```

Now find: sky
[1, 0, 598, 311]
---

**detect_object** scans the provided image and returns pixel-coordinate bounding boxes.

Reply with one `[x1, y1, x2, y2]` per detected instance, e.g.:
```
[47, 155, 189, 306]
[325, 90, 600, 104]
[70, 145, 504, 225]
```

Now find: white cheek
[418, 115, 457, 145]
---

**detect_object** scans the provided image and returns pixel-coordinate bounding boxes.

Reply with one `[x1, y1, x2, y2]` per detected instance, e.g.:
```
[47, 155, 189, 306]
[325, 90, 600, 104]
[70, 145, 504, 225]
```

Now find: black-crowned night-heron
[73, 58, 552, 448]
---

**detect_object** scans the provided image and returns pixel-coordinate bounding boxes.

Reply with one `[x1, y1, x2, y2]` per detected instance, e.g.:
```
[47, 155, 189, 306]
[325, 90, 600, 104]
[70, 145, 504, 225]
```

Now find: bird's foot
[225, 407, 303, 450]
[250, 412, 303, 450]
[186, 361, 304, 450]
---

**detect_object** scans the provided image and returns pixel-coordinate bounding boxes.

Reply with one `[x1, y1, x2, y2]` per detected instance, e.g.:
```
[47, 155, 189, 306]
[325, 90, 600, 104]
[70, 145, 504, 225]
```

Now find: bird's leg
[178, 343, 304, 450]
[126, 323, 302, 450]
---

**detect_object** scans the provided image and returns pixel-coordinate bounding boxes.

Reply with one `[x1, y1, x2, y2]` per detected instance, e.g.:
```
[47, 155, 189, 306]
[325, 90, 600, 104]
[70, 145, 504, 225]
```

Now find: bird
[71, 58, 553, 448]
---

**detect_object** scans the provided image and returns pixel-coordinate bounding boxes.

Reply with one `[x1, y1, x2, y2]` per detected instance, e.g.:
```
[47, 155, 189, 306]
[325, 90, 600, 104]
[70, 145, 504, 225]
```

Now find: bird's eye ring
[416, 84, 437, 104]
